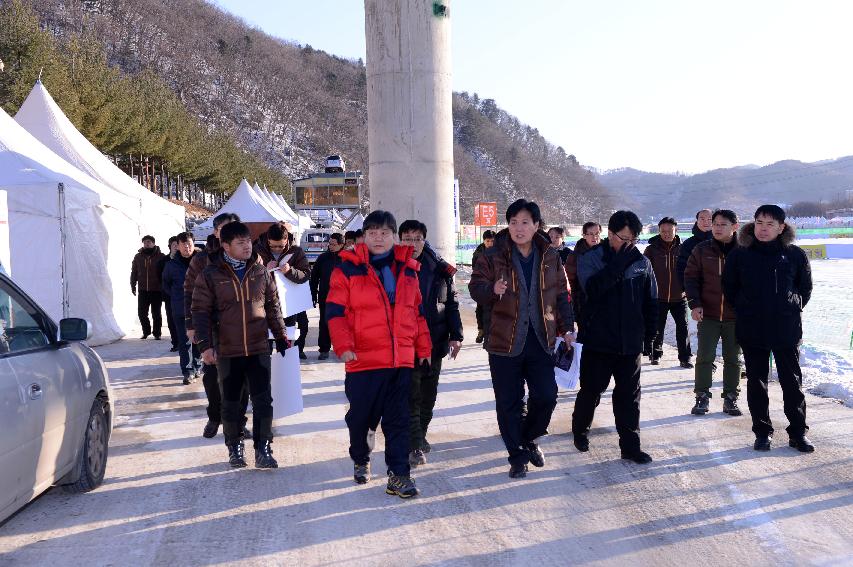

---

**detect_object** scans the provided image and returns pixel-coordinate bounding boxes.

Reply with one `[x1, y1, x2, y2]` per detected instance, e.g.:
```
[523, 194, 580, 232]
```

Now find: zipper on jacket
[226, 266, 249, 357]
[369, 262, 397, 366]
[145, 257, 150, 290]
[774, 268, 778, 294]
[718, 256, 724, 319]
[666, 250, 672, 301]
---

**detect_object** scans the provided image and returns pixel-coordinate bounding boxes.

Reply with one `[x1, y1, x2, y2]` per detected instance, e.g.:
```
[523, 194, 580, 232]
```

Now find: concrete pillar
[364, 0, 455, 262]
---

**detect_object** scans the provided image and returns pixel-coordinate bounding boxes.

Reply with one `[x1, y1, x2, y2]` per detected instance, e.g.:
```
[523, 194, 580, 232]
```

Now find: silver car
[0, 273, 112, 524]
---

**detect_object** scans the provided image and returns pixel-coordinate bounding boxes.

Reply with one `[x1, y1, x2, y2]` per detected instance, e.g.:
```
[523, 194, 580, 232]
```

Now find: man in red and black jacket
[327, 210, 432, 499]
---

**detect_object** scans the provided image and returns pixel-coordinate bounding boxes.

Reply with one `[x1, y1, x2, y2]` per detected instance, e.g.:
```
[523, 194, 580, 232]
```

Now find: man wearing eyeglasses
[310, 233, 344, 360]
[564, 221, 602, 328]
[573, 211, 658, 464]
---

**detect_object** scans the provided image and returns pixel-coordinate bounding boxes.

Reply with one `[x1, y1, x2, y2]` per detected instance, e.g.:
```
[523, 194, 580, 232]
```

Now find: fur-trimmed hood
[738, 222, 796, 248]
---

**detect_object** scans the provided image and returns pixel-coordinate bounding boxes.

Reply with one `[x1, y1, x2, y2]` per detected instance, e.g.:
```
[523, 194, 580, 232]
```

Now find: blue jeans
[174, 309, 201, 378]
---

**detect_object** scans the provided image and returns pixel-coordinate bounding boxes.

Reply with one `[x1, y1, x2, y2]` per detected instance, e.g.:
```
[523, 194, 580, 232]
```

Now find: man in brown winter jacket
[684, 209, 742, 417]
[192, 221, 290, 469]
[130, 235, 166, 339]
[644, 217, 692, 367]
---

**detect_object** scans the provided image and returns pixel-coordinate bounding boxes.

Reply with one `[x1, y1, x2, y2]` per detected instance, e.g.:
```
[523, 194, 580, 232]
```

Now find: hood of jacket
[737, 222, 796, 248]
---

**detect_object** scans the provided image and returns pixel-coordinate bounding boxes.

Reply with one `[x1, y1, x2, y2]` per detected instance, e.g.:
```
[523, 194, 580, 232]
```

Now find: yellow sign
[800, 244, 827, 259]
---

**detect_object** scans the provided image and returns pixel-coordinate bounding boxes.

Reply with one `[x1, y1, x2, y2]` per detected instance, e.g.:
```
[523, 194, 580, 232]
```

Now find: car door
[0, 281, 82, 501]
[0, 356, 28, 518]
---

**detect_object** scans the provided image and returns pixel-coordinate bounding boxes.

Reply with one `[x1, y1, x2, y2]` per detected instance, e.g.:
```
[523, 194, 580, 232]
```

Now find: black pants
[572, 349, 642, 453]
[164, 296, 178, 348]
[318, 300, 331, 353]
[284, 311, 309, 354]
[489, 332, 558, 466]
[475, 304, 484, 331]
[138, 290, 162, 337]
[217, 354, 273, 447]
[742, 345, 808, 438]
[174, 309, 200, 378]
[409, 351, 444, 451]
[345, 367, 412, 476]
[202, 362, 248, 425]
[653, 300, 691, 362]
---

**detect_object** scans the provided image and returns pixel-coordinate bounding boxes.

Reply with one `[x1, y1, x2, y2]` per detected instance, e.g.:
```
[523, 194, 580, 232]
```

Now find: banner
[474, 202, 498, 227]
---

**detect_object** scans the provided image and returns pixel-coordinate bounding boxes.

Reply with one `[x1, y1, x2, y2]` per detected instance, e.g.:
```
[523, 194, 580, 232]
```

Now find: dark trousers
[138, 290, 162, 337]
[284, 311, 309, 354]
[572, 348, 642, 453]
[409, 351, 444, 450]
[164, 296, 178, 347]
[217, 354, 273, 447]
[475, 304, 484, 331]
[488, 333, 558, 466]
[318, 300, 331, 353]
[345, 367, 412, 476]
[202, 362, 248, 425]
[174, 311, 200, 378]
[742, 345, 808, 438]
[653, 300, 691, 362]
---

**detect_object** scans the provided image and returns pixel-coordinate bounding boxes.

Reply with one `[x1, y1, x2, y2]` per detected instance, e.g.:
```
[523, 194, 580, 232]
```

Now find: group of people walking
[131, 198, 814, 499]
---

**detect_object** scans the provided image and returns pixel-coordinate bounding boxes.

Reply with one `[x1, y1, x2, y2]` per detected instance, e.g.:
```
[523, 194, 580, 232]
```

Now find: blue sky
[213, 0, 853, 174]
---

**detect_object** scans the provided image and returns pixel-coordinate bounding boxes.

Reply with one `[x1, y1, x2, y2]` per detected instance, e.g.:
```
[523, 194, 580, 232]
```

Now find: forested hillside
[1, 0, 610, 223]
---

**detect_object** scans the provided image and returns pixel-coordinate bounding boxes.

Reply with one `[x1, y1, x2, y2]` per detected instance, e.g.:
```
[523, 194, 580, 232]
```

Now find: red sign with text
[475, 202, 498, 226]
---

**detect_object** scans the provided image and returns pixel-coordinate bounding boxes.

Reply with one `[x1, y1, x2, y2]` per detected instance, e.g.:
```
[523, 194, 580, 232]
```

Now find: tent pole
[58, 182, 69, 319]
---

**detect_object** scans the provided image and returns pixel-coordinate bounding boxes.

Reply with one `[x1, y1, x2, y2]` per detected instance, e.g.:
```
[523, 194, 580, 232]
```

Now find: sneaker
[526, 442, 545, 468]
[227, 441, 247, 468]
[366, 428, 376, 453]
[354, 463, 371, 484]
[788, 436, 815, 453]
[409, 449, 426, 467]
[421, 438, 431, 454]
[475, 330, 484, 344]
[299, 351, 307, 360]
[754, 436, 772, 451]
[691, 392, 710, 415]
[508, 463, 528, 478]
[573, 434, 590, 452]
[318, 351, 329, 360]
[203, 420, 220, 438]
[680, 360, 694, 369]
[722, 393, 743, 416]
[621, 450, 653, 464]
[386, 472, 419, 498]
[254, 440, 278, 468]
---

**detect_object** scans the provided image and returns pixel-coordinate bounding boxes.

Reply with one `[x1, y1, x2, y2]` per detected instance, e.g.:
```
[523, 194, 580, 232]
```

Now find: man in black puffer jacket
[162, 232, 203, 384]
[399, 220, 463, 467]
[723, 204, 814, 453]
[676, 209, 713, 289]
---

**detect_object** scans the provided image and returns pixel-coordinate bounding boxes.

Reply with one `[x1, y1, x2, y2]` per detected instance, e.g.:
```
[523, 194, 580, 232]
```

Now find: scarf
[223, 251, 248, 281]
[370, 250, 396, 304]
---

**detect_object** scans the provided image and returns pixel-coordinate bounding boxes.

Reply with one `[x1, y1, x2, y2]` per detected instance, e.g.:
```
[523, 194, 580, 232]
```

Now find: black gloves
[611, 243, 643, 273]
[131, 287, 136, 296]
[275, 338, 291, 357]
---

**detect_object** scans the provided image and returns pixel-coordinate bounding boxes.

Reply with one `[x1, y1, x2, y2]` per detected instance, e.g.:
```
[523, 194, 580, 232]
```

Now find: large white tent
[14, 81, 185, 245]
[0, 108, 140, 344]
[254, 181, 294, 223]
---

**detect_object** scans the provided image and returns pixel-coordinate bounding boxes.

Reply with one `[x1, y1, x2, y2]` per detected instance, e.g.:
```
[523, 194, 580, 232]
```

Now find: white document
[272, 261, 313, 317]
[272, 324, 303, 419]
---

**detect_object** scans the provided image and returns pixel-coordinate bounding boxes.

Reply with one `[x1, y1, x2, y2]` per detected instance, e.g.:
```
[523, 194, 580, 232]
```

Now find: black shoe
[691, 392, 710, 415]
[354, 463, 370, 484]
[527, 442, 545, 468]
[408, 449, 426, 467]
[722, 394, 743, 416]
[182, 374, 193, 385]
[573, 434, 589, 452]
[754, 436, 772, 451]
[254, 440, 278, 468]
[318, 351, 329, 360]
[299, 351, 307, 360]
[141, 333, 149, 340]
[386, 472, 419, 498]
[227, 441, 247, 468]
[154, 335, 162, 341]
[788, 436, 815, 453]
[421, 438, 431, 454]
[475, 330, 484, 344]
[203, 420, 220, 438]
[621, 450, 653, 464]
[650, 357, 660, 365]
[680, 360, 694, 369]
[508, 463, 528, 478]
[170, 345, 179, 352]
[242, 426, 251, 440]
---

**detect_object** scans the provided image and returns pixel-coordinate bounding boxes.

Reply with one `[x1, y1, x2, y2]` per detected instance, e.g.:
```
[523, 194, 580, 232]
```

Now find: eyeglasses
[612, 233, 639, 244]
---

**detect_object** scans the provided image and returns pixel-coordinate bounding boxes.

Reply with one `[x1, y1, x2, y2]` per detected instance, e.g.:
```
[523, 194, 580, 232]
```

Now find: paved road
[1, 312, 852, 566]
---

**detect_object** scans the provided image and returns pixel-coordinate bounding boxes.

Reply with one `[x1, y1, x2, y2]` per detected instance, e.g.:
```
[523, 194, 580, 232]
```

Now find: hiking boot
[254, 440, 278, 468]
[680, 360, 694, 369]
[722, 393, 743, 416]
[386, 473, 419, 498]
[527, 442, 545, 468]
[318, 351, 329, 360]
[421, 438, 431, 454]
[409, 449, 426, 467]
[789, 436, 815, 453]
[508, 463, 528, 478]
[573, 434, 590, 452]
[354, 463, 371, 484]
[227, 440, 247, 468]
[691, 392, 711, 415]
[754, 436, 772, 451]
[203, 420, 220, 438]
[367, 428, 376, 453]
[621, 449, 653, 464]
[475, 330, 484, 344]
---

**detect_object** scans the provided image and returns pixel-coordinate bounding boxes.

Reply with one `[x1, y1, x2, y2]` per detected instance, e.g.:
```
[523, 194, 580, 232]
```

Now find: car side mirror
[59, 318, 91, 342]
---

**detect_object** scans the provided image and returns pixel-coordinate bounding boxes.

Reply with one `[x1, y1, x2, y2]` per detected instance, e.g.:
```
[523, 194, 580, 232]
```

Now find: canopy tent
[14, 81, 185, 245]
[254, 182, 294, 224]
[344, 212, 365, 231]
[203, 179, 288, 240]
[0, 108, 141, 345]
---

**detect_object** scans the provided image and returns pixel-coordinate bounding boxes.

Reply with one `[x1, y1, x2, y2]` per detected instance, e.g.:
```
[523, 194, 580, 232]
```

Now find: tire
[62, 399, 109, 493]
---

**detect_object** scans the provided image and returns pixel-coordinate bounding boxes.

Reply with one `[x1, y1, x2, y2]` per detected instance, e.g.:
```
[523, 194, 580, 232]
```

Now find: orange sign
[475, 202, 498, 226]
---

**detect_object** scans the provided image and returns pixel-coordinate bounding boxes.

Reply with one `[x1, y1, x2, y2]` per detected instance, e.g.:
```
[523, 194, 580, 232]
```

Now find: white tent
[14, 81, 185, 245]
[210, 179, 282, 223]
[254, 181, 294, 223]
[0, 108, 140, 345]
